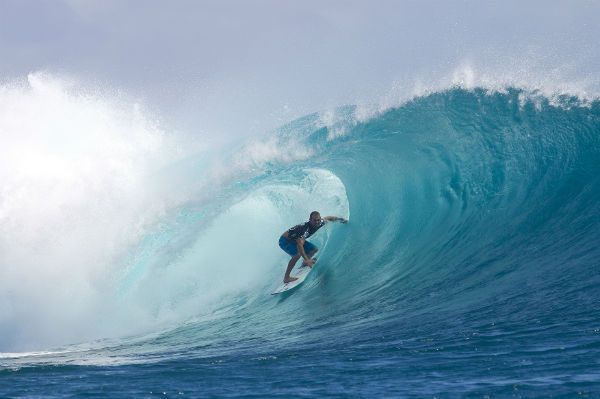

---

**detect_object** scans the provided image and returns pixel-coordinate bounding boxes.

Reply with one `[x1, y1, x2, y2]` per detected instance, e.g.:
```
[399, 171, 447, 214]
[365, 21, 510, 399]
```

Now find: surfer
[279, 211, 347, 283]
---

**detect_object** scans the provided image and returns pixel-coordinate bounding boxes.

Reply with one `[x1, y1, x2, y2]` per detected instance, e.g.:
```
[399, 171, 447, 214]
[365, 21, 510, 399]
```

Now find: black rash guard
[286, 219, 326, 240]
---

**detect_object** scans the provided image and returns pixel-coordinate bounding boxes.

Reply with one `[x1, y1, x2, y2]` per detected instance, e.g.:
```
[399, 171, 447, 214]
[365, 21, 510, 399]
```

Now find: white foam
[315, 59, 599, 140]
[232, 135, 314, 172]
[0, 73, 193, 351]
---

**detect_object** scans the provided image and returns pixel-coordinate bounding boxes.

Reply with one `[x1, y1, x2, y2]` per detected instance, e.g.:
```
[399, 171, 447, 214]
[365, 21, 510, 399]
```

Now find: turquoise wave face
[317, 88, 600, 310]
[98, 88, 600, 347]
[3, 87, 600, 396]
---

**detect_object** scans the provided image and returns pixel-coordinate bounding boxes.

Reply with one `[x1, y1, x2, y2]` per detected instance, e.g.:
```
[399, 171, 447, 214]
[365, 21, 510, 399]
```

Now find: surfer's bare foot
[284, 276, 298, 283]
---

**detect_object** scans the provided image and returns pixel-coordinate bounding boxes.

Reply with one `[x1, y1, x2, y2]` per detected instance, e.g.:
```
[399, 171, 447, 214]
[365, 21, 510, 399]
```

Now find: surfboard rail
[272, 263, 314, 295]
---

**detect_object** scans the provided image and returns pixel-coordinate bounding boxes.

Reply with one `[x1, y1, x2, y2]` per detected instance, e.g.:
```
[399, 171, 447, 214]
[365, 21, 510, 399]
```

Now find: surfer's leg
[284, 255, 301, 283]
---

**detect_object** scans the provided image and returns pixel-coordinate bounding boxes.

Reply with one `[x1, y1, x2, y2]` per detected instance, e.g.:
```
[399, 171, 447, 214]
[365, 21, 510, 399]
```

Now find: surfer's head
[309, 211, 321, 227]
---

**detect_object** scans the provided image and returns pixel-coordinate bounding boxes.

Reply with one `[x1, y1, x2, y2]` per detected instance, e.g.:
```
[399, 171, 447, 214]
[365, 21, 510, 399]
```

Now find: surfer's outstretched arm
[324, 216, 348, 223]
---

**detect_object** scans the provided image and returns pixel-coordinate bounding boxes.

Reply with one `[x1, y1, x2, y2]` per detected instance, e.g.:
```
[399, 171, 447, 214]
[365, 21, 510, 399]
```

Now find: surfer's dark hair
[310, 211, 320, 219]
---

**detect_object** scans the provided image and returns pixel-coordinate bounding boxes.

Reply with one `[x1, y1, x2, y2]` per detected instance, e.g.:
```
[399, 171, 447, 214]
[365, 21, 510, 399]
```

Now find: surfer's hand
[340, 218, 348, 223]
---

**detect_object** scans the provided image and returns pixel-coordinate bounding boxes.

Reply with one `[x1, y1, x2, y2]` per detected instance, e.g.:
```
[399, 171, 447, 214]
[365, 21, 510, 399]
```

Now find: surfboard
[271, 261, 316, 295]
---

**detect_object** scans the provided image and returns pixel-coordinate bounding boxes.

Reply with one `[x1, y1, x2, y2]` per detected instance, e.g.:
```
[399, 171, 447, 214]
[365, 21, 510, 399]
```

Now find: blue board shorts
[279, 236, 317, 257]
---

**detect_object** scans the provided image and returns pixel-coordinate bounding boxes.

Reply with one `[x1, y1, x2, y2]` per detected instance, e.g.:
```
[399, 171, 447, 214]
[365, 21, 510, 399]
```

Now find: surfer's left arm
[324, 216, 348, 223]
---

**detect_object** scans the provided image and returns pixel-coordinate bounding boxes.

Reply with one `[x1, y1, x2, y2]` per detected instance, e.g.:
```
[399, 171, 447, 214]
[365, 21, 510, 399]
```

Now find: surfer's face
[309, 213, 321, 227]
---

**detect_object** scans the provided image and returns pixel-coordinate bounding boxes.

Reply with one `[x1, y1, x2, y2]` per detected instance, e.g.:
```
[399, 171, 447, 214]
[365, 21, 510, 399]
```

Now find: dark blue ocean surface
[2, 88, 600, 397]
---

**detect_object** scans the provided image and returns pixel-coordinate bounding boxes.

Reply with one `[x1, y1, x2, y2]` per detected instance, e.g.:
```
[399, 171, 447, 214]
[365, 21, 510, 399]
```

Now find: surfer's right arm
[296, 238, 315, 266]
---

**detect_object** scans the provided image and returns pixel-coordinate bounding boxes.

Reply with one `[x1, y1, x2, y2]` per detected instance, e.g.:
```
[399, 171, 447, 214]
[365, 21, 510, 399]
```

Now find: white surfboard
[271, 262, 316, 295]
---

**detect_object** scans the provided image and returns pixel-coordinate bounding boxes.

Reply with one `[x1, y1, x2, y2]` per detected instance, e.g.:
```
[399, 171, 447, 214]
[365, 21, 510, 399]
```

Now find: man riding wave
[279, 211, 347, 283]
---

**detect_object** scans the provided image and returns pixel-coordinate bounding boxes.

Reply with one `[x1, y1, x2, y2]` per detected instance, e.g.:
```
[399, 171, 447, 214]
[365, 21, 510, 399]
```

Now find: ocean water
[1, 81, 599, 397]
